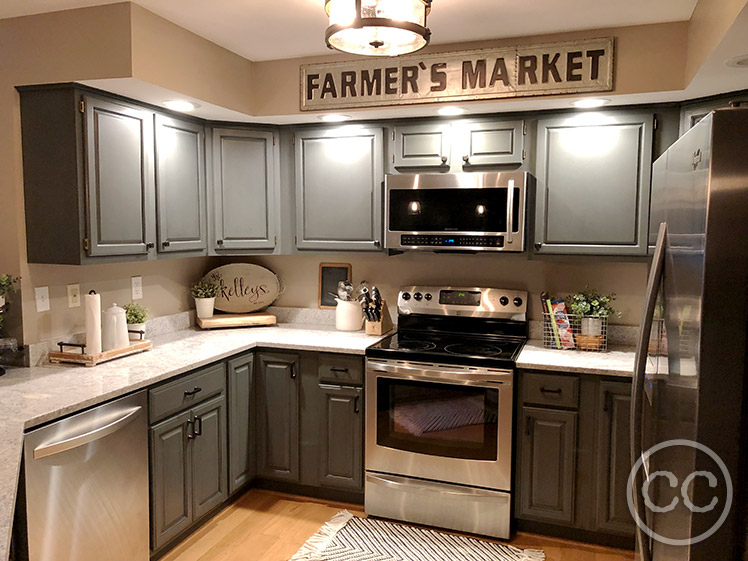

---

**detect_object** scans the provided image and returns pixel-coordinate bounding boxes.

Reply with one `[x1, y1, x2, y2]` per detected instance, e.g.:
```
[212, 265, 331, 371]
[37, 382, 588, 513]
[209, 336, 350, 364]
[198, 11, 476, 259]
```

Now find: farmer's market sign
[301, 38, 614, 111]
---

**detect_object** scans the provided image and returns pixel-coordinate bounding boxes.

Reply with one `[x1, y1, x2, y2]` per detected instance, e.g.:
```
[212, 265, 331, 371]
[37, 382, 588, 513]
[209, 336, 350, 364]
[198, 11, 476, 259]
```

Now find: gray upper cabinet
[212, 128, 277, 252]
[595, 382, 635, 536]
[295, 127, 384, 251]
[317, 384, 363, 491]
[256, 352, 300, 482]
[393, 123, 451, 169]
[228, 353, 254, 494]
[155, 115, 207, 254]
[535, 111, 654, 255]
[458, 120, 525, 167]
[84, 94, 156, 258]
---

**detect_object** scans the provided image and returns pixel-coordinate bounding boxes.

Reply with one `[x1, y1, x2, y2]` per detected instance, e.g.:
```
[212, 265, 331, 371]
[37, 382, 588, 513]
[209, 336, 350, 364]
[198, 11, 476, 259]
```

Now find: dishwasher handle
[33, 405, 143, 460]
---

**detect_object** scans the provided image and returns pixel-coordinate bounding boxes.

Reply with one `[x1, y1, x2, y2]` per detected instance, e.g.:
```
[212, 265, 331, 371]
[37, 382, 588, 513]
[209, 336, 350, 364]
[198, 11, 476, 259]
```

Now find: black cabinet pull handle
[146, 242, 155, 249]
[330, 367, 349, 373]
[603, 391, 611, 413]
[184, 386, 202, 396]
[186, 419, 195, 440]
[540, 386, 562, 394]
[354, 395, 360, 414]
[194, 416, 203, 436]
[290, 365, 297, 379]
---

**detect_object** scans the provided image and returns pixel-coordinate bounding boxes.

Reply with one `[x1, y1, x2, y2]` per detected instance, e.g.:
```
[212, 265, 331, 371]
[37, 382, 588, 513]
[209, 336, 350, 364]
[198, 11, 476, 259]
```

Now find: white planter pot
[335, 299, 363, 331]
[0, 295, 5, 308]
[581, 317, 604, 336]
[128, 323, 146, 341]
[195, 297, 216, 319]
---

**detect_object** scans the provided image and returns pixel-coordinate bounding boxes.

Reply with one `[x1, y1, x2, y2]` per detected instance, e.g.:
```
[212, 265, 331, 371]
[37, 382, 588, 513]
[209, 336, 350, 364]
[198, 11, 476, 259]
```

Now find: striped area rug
[290, 511, 545, 561]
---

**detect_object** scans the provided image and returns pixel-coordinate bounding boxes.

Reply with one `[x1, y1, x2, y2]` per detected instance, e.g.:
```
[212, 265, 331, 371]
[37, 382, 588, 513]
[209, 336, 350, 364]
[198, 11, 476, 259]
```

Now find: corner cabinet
[534, 112, 654, 255]
[211, 128, 278, 252]
[227, 353, 255, 495]
[294, 127, 384, 251]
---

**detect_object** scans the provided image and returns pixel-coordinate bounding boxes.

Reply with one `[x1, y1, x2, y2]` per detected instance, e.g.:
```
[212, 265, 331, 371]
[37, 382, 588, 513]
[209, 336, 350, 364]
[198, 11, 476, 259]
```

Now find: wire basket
[543, 312, 608, 352]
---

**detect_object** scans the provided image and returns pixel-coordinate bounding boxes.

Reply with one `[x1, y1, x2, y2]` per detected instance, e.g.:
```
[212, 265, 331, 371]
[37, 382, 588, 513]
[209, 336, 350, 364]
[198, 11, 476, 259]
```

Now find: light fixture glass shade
[326, 0, 431, 57]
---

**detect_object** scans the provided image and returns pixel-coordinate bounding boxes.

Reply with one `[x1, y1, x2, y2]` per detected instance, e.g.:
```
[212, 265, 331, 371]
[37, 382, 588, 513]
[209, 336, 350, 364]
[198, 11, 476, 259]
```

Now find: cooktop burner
[444, 343, 502, 357]
[396, 340, 437, 351]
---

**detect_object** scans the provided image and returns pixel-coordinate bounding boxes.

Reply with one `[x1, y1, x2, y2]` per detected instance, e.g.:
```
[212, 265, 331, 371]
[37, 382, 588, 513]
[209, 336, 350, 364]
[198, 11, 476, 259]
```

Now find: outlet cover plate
[35, 286, 50, 312]
[131, 276, 143, 300]
[67, 284, 81, 308]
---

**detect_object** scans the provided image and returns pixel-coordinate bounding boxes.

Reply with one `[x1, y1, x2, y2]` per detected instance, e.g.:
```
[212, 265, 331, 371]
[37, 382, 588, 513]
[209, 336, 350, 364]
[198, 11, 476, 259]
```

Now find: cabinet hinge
[79, 99, 85, 114]
[653, 117, 658, 131]
[522, 122, 527, 135]
[82, 238, 89, 251]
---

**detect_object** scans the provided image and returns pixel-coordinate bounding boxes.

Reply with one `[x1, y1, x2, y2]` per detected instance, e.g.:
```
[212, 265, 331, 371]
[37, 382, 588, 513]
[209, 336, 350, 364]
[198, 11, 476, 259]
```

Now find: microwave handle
[506, 179, 515, 244]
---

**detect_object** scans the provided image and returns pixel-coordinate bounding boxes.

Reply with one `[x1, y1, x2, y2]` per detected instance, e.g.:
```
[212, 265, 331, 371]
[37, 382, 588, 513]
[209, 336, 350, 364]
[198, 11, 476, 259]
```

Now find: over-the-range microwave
[385, 172, 531, 252]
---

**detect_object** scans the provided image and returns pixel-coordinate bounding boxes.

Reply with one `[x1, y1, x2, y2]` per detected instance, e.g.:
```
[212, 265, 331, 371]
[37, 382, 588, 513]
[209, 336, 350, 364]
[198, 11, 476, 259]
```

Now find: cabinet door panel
[462, 120, 524, 166]
[212, 129, 276, 251]
[535, 112, 653, 255]
[318, 385, 363, 491]
[191, 394, 228, 521]
[150, 411, 192, 551]
[155, 115, 206, 253]
[84, 95, 155, 256]
[393, 123, 451, 168]
[228, 353, 254, 494]
[295, 127, 383, 250]
[256, 353, 300, 481]
[595, 382, 636, 535]
[519, 407, 577, 524]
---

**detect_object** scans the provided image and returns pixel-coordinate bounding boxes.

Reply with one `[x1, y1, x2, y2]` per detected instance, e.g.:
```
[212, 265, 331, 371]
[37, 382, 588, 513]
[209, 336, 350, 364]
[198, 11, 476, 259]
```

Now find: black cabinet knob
[146, 242, 155, 249]
[440, 155, 448, 164]
[162, 241, 170, 248]
[534, 242, 543, 250]
[216, 239, 224, 246]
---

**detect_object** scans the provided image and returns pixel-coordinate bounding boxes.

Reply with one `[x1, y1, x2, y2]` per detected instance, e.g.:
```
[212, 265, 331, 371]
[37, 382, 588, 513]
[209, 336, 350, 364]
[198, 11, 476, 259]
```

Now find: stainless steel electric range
[364, 285, 528, 539]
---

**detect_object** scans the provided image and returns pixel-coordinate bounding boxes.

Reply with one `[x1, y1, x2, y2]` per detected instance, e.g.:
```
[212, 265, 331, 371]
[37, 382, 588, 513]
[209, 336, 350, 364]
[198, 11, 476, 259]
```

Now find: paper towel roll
[85, 291, 102, 355]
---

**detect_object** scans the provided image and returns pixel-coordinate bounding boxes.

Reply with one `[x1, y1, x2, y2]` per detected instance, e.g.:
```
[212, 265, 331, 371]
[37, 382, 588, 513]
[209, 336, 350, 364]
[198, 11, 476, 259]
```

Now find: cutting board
[196, 313, 277, 330]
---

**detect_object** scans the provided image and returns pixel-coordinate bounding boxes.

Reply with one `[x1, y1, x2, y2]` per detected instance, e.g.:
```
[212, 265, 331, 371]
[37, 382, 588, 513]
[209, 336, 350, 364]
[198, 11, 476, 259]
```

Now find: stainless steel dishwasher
[24, 391, 149, 561]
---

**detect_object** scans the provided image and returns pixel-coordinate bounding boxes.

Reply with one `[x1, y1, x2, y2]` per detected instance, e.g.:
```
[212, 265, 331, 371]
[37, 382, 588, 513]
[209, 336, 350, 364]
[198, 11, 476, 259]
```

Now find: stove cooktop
[367, 330, 526, 368]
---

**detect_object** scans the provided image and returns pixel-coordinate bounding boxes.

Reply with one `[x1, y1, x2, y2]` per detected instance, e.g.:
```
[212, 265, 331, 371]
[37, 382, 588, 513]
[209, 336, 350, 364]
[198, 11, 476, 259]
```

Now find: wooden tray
[197, 313, 277, 330]
[49, 339, 153, 367]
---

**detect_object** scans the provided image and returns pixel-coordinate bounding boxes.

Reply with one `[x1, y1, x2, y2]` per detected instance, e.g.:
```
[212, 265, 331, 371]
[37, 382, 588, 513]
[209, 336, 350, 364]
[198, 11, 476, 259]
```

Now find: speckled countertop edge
[517, 340, 636, 377]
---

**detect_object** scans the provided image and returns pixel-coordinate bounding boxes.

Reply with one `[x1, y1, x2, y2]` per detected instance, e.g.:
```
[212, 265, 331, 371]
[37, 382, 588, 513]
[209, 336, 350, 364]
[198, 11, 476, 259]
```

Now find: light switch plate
[131, 276, 143, 300]
[35, 286, 50, 312]
[67, 284, 81, 308]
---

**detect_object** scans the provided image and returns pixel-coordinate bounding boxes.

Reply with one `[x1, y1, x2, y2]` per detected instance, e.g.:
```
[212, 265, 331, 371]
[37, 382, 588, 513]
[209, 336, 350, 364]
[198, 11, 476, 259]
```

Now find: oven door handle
[367, 360, 512, 386]
[366, 473, 509, 502]
[506, 179, 515, 245]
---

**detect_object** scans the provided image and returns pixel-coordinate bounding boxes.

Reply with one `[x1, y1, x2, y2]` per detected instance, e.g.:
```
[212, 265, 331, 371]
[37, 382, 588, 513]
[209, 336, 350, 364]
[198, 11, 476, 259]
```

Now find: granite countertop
[0, 326, 636, 561]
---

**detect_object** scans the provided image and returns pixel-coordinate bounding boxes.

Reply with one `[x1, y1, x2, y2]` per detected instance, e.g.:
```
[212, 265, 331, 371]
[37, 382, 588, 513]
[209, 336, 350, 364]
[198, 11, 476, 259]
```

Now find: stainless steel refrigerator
[631, 108, 748, 561]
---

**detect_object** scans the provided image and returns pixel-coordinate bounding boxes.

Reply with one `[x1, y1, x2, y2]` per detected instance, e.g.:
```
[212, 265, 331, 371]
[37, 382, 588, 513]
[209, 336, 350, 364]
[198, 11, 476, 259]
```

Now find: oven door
[365, 359, 513, 491]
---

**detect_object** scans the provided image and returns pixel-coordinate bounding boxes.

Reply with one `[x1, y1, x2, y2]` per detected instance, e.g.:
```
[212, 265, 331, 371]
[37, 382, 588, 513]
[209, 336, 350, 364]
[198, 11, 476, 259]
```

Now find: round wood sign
[202, 264, 281, 314]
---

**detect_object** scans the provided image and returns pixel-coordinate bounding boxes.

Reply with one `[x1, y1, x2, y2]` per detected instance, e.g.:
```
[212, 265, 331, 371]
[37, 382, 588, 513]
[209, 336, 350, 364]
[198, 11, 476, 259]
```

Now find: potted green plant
[123, 302, 149, 340]
[191, 281, 219, 319]
[566, 286, 621, 337]
[0, 274, 20, 336]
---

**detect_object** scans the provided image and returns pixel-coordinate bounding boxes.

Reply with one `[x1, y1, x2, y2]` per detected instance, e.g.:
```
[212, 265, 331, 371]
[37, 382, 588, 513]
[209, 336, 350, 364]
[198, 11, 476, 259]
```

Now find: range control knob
[499, 296, 509, 306]
[401, 292, 411, 301]
[424, 293, 432, 301]
[513, 297, 524, 307]
[413, 292, 423, 301]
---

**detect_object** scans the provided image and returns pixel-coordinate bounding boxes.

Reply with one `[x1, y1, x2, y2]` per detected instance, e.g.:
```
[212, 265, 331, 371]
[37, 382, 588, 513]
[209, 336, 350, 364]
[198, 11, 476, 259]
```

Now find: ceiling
[1, 0, 699, 62]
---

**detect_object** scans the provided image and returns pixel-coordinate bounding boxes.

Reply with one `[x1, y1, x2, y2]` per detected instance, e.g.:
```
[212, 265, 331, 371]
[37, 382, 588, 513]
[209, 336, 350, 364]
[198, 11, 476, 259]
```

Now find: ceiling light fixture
[162, 100, 199, 112]
[319, 114, 353, 122]
[725, 54, 748, 68]
[571, 98, 611, 109]
[437, 106, 465, 116]
[325, 0, 432, 57]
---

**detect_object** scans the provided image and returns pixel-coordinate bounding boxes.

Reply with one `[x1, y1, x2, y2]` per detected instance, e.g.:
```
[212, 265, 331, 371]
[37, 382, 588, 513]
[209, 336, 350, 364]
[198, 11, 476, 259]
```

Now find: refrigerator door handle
[630, 221, 667, 561]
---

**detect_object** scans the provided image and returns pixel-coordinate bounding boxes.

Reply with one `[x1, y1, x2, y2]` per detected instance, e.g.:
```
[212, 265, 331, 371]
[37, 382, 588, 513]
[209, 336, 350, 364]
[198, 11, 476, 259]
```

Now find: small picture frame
[319, 263, 352, 309]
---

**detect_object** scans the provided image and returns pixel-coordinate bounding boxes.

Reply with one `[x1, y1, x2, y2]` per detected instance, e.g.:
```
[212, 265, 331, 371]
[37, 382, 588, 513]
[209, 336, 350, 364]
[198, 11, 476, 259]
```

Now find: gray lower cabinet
[294, 127, 384, 251]
[155, 115, 207, 254]
[317, 384, 363, 490]
[595, 382, 635, 535]
[211, 128, 277, 252]
[191, 395, 228, 520]
[519, 406, 577, 523]
[393, 123, 452, 169]
[228, 353, 255, 494]
[256, 352, 300, 481]
[535, 111, 654, 255]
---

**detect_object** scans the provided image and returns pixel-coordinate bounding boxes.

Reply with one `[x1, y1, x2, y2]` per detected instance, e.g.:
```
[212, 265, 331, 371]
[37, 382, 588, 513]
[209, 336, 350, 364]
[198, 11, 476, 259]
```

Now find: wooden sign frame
[319, 263, 352, 309]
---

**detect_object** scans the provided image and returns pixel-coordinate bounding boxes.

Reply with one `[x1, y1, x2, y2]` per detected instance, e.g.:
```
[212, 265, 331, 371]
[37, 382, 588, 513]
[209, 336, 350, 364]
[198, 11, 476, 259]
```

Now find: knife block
[365, 300, 394, 336]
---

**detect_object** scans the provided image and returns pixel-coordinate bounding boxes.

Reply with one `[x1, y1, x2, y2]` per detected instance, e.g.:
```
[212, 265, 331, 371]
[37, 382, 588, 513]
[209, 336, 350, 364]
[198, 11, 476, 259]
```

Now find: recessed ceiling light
[437, 106, 465, 116]
[725, 55, 748, 68]
[162, 100, 199, 112]
[319, 114, 352, 122]
[571, 98, 611, 109]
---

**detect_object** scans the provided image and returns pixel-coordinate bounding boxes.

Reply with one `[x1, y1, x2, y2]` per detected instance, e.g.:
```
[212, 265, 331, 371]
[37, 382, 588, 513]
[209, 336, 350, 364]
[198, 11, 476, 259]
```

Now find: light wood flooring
[162, 489, 635, 561]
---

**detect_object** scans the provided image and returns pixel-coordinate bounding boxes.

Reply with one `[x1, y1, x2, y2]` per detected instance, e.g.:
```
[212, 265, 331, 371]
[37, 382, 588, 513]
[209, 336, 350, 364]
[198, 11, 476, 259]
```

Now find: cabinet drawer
[149, 362, 226, 423]
[523, 373, 579, 408]
[317, 354, 363, 385]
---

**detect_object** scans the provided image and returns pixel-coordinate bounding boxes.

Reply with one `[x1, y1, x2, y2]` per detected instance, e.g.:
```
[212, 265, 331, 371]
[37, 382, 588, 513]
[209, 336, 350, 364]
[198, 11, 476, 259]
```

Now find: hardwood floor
[162, 489, 635, 561]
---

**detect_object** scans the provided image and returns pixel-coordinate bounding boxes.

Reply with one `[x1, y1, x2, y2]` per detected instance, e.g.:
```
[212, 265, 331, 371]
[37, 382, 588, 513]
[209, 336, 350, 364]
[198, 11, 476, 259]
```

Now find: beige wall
[242, 253, 648, 326]
[687, 0, 748, 81]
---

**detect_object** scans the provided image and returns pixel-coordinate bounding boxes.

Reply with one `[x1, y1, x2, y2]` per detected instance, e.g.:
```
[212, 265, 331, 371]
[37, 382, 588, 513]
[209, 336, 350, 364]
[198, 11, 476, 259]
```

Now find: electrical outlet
[131, 276, 143, 300]
[35, 286, 50, 312]
[67, 284, 81, 308]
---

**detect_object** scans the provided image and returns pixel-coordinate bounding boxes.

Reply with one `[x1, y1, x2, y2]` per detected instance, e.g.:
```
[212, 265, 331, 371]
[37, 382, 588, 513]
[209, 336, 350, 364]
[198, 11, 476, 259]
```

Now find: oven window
[389, 188, 520, 233]
[376, 378, 499, 460]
